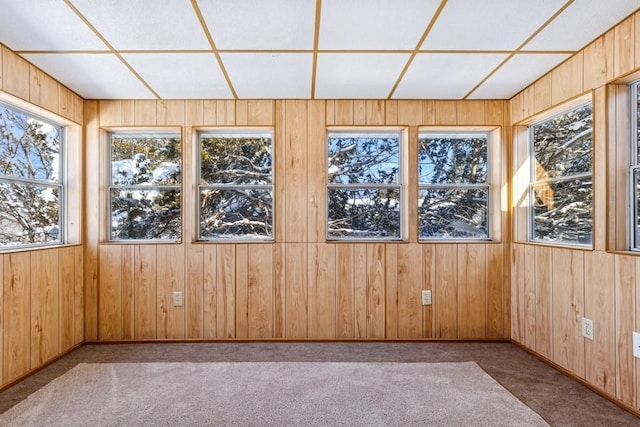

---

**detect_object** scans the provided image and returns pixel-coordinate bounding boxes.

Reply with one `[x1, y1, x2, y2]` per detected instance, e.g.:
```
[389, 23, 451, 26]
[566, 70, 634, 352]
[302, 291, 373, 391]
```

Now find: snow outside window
[529, 103, 593, 246]
[327, 131, 403, 240]
[198, 131, 273, 240]
[109, 133, 181, 241]
[0, 102, 63, 248]
[418, 132, 490, 240]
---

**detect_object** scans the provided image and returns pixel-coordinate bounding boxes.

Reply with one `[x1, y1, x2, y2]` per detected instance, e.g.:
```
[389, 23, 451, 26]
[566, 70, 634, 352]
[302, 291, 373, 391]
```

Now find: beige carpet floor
[0, 361, 549, 427]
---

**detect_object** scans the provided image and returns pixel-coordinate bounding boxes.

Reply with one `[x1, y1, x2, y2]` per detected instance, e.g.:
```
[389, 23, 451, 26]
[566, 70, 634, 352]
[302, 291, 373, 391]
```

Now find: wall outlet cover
[581, 318, 594, 340]
[421, 290, 432, 306]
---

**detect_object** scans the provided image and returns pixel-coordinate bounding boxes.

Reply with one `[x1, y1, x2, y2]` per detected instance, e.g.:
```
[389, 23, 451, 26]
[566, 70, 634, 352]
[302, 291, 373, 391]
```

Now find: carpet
[0, 361, 549, 426]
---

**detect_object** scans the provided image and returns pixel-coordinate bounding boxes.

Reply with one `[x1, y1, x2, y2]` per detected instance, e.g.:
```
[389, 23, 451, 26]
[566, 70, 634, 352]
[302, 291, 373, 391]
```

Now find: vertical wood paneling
[157, 100, 185, 126]
[615, 254, 637, 406]
[422, 245, 435, 338]
[235, 245, 249, 338]
[285, 243, 308, 338]
[435, 101, 457, 125]
[397, 244, 422, 338]
[365, 100, 385, 125]
[247, 100, 274, 126]
[335, 100, 354, 125]
[216, 245, 235, 338]
[533, 74, 552, 113]
[29, 66, 58, 113]
[74, 247, 84, 345]
[217, 100, 235, 125]
[336, 244, 354, 338]
[583, 32, 614, 90]
[186, 245, 204, 338]
[3, 253, 30, 382]
[134, 246, 157, 339]
[0, 254, 3, 384]
[593, 87, 607, 251]
[121, 246, 134, 340]
[366, 244, 385, 338]
[353, 100, 366, 125]
[422, 100, 435, 125]
[385, 100, 398, 125]
[511, 244, 524, 342]
[59, 247, 75, 352]
[614, 15, 635, 78]
[134, 100, 157, 126]
[156, 245, 185, 339]
[353, 244, 367, 338]
[2, 46, 29, 100]
[397, 100, 422, 126]
[552, 248, 585, 377]
[535, 246, 553, 359]
[434, 244, 457, 338]
[457, 101, 485, 125]
[584, 251, 616, 395]
[84, 100, 99, 341]
[273, 243, 285, 338]
[98, 100, 122, 127]
[284, 100, 308, 242]
[385, 244, 399, 338]
[247, 244, 273, 338]
[235, 100, 248, 125]
[30, 250, 60, 368]
[203, 245, 217, 338]
[98, 246, 122, 340]
[486, 244, 504, 338]
[307, 100, 326, 242]
[185, 100, 204, 126]
[551, 52, 584, 106]
[458, 244, 486, 338]
[524, 244, 536, 349]
[308, 243, 336, 338]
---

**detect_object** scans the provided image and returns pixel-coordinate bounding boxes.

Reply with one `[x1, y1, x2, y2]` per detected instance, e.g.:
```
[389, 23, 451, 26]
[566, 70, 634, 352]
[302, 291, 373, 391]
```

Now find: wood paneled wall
[0, 44, 85, 388]
[84, 98, 511, 342]
[510, 11, 640, 412]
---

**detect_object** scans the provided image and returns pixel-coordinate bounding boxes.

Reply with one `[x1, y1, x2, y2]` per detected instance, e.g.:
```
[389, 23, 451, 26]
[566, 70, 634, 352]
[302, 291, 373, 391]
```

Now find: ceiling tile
[221, 53, 313, 98]
[468, 53, 571, 99]
[198, 0, 315, 49]
[421, 0, 566, 50]
[0, 0, 105, 51]
[71, 0, 210, 50]
[315, 53, 410, 99]
[319, 0, 441, 50]
[393, 53, 507, 99]
[22, 53, 155, 99]
[123, 53, 232, 99]
[523, 0, 639, 51]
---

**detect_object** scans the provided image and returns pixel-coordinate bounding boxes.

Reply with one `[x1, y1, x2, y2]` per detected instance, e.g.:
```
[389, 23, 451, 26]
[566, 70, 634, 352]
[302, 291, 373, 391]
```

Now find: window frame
[417, 130, 492, 242]
[0, 100, 66, 250]
[197, 128, 274, 242]
[527, 101, 593, 247]
[107, 130, 183, 243]
[326, 128, 406, 242]
[629, 80, 640, 250]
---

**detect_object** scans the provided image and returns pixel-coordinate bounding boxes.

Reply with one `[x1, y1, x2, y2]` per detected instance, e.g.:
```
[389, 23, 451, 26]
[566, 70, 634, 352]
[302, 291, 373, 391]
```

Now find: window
[529, 103, 593, 245]
[327, 131, 403, 240]
[198, 131, 273, 240]
[109, 133, 181, 241]
[0, 102, 63, 248]
[631, 81, 640, 249]
[418, 132, 490, 240]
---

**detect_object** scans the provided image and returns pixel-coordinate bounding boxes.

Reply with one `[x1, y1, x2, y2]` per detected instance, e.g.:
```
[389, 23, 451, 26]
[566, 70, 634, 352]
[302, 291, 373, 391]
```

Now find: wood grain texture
[156, 245, 185, 339]
[614, 15, 635, 78]
[2, 46, 29, 100]
[59, 247, 75, 352]
[353, 244, 367, 338]
[283, 100, 308, 242]
[524, 244, 536, 350]
[486, 243, 504, 338]
[534, 246, 552, 359]
[583, 31, 614, 90]
[434, 244, 457, 338]
[285, 243, 308, 338]
[308, 243, 336, 339]
[29, 66, 58, 113]
[98, 245, 122, 340]
[134, 246, 157, 339]
[235, 245, 249, 338]
[336, 244, 354, 338]
[397, 244, 422, 338]
[30, 250, 60, 368]
[247, 244, 273, 338]
[3, 253, 30, 382]
[121, 246, 134, 340]
[458, 244, 486, 338]
[216, 245, 235, 339]
[366, 244, 385, 338]
[615, 254, 637, 406]
[185, 245, 204, 339]
[551, 52, 584, 106]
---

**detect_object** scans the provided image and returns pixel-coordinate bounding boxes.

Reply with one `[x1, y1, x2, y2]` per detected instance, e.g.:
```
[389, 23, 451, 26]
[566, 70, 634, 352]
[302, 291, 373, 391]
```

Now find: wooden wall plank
[2, 46, 29, 100]
[156, 245, 185, 339]
[584, 251, 616, 396]
[486, 243, 504, 338]
[422, 244, 434, 338]
[157, 100, 185, 126]
[30, 250, 60, 367]
[235, 244, 249, 338]
[552, 248, 585, 377]
[217, 100, 235, 126]
[203, 245, 217, 338]
[551, 52, 584, 106]
[134, 100, 157, 126]
[283, 100, 308, 242]
[84, 100, 99, 341]
[73, 247, 84, 345]
[235, 100, 248, 126]
[73, 94, 83, 124]
[458, 244, 486, 338]
[121, 246, 134, 340]
[247, 244, 273, 338]
[510, 244, 524, 342]
[422, 100, 435, 125]
[98, 245, 122, 340]
[593, 86, 607, 251]
[186, 245, 204, 339]
[457, 101, 485, 125]
[484, 100, 504, 126]
[3, 253, 30, 383]
[397, 244, 422, 338]
[185, 100, 204, 127]
[366, 244, 385, 338]
[98, 100, 122, 127]
[385, 100, 398, 125]
[273, 243, 285, 338]
[336, 244, 354, 338]
[285, 243, 308, 338]
[0, 44, 3, 90]
[614, 15, 635, 78]
[434, 244, 457, 337]
[335, 100, 353, 125]
[524, 244, 536, 350]
[397, 100, 422, 126]
[533, 74, 552, 114]
[434, 101, 457, 125]
[29, 65, 58, 113]
[134, 245, 157, 339]
[308, 243, 336, 338]
[354, 100, 366, 125]
[307, 100, 326, 242]
[583, 32, 614, 90]
[365, 100, 385, 125]
[615, 254, 637, 406]
[58, 85, 74, 121]
[121, 99, 134, 126]
[353, 244, 367, 338]
[535, 246, 553, 359]
[247, 100, 274, 126]
[385, 244, 399, 338]
[59, 247, 75, 352]
[216, 245, 235, 338]
[0, 254, 2, 384]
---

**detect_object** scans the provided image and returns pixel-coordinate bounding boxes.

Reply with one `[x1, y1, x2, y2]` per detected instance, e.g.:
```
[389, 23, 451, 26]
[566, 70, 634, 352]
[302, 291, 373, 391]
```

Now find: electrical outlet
[633, 332, 640, 359]
[172, 291, 183, 307]
[421, 290, 432, 306]
[581, 317, 594, 340]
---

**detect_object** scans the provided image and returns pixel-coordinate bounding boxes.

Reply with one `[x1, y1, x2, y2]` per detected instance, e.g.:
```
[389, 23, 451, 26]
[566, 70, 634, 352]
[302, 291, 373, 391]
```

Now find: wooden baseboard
[84, 337, 511, 344]
[0, 342, 84, 392]
[511, 340, 640, 419]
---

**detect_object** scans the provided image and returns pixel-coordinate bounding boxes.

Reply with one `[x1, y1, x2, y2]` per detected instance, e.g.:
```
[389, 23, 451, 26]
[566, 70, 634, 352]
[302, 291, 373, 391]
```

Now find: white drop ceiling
[0, 0, 638, 100]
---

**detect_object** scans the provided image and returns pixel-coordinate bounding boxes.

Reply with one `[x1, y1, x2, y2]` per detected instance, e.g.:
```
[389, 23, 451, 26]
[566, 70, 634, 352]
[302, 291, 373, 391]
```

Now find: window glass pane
[531, 178, 592, 244]
[200, 188, 273, 239]
[111, 135, 181, 185]
[200, 135, 272, 185]
[636, 83, 640, 165]
[418, 135, 487, 184]
[328, 135, 399, 185]
[0, 105, 60, 182]
[110, 188, 181, 240]
[328, 188, 400, 239]
[533, 105, 592, 180]
[0, 181, 60, 245]
[419, 188, 488, 239]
